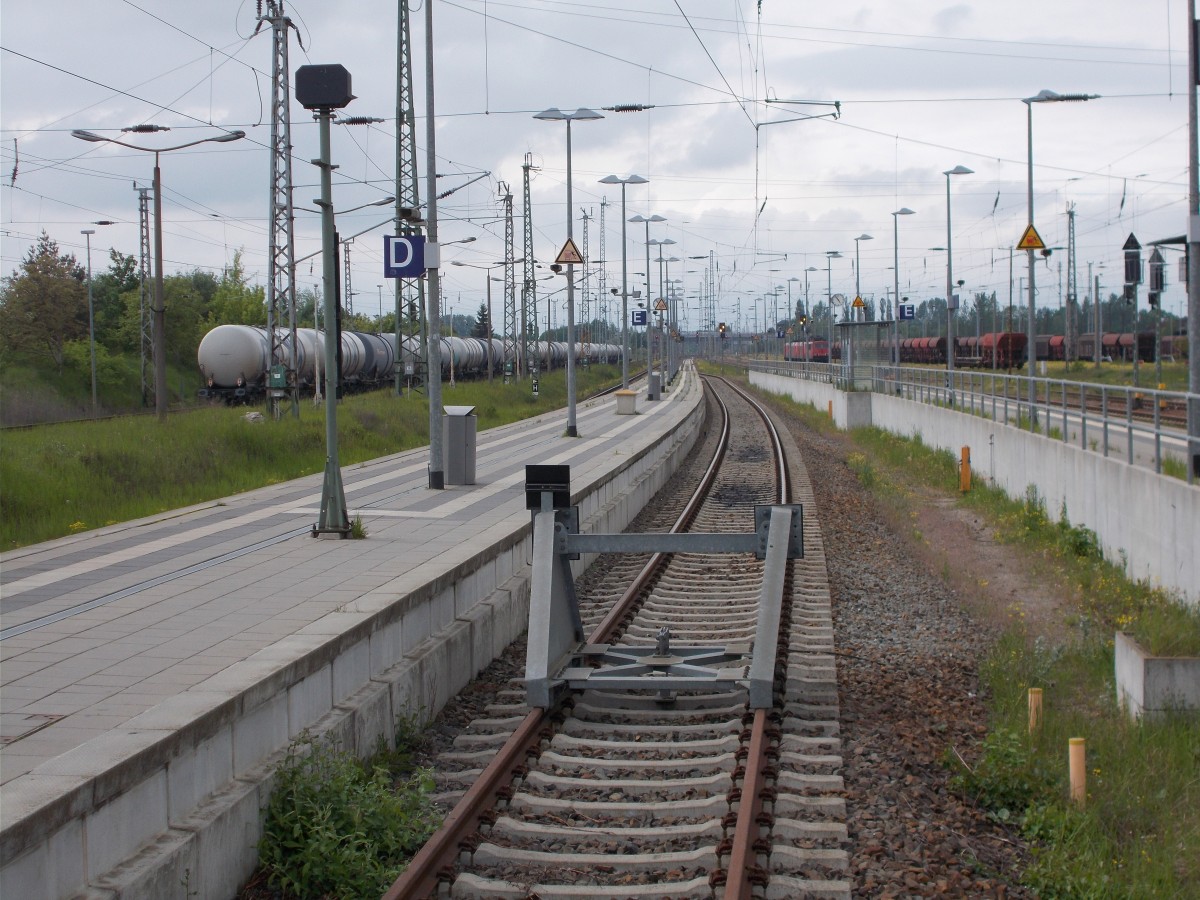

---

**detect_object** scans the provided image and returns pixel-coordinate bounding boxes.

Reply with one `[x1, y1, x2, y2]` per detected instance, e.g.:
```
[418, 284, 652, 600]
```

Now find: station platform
[0, 366, 706, 900]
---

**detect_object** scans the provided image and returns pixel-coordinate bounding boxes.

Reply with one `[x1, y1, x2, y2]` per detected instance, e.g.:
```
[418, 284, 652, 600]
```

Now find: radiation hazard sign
[1018, 224, 1046, 251]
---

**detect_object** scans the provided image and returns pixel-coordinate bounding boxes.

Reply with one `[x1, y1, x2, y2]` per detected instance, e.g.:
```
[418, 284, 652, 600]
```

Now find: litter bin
[647, 373, 661, 401]
[615, 389, 637, 415]
[443, 405, 477, 485]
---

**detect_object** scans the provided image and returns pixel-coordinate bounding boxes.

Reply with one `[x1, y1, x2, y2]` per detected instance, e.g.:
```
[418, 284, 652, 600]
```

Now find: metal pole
[424, 0, 444, 488]
[83, 229, 97, 413]
[486, 274, 494, 381]
[1188, 0, 1200, 481]
[620, 184, 629, 388]
[1027, 100, 1038, 426]
[315, 107, 349, 534]
[894, 217, 902, 368]
[565, 120, 578, 437]
[153, 157, 167, 420]
[946, 172, 956, 387]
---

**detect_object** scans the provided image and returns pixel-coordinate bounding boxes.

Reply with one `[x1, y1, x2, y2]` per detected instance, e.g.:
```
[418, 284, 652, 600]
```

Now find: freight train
[197, 324, 621, 403]
[783, 330, 1185, 369]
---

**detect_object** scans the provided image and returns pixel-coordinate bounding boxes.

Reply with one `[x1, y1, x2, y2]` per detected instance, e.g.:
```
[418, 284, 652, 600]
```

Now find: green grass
[741, 375, 1199, 897]
[0, 366, 623, 549]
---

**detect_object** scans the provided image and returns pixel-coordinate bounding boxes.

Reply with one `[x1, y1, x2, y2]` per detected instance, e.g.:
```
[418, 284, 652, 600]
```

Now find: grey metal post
[153, 157, 166, 420]
[315, 107, 349, 533]
[621, 185, 630, 387]
[81, 229, 97, 413]
[1026, 99, 1037, 426]
[1189, 0, 1200, 481]
[424, 0, 444, 488]
[565, 120, 578, 436]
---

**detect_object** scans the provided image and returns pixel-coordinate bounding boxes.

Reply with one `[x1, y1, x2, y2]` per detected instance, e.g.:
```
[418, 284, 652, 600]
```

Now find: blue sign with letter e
[632, 310, 648, 326]
[899, 304, 915, 320]
[384, 235, 426, 278]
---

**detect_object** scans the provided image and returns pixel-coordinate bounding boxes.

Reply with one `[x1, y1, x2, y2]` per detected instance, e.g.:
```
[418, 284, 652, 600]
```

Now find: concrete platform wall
[750, 370, 1199, 607]
[0, 388, 707, 900]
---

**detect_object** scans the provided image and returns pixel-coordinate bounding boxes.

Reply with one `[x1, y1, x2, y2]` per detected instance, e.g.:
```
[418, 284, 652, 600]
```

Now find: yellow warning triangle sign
[1018, 224, 1046, 251]
[555, 238, 584, 265]
[851, 295, 865, 308]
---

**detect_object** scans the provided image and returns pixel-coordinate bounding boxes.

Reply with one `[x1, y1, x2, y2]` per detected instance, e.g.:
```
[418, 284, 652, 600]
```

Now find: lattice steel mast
[395, 0, 425, 395]
[257, 0, 300, 418]
[500, 183, 517, 378]
[580, 208, 591, 364]
[598, 198, 608, 345]
[521, 153, 538, 378]
[134, 183, 152, 407]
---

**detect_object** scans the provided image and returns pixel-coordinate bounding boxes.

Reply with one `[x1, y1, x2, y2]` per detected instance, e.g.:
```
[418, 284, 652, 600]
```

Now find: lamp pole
[892, 208, 915, 367]
[72, 127, 245, 419]
[535, 108, 603, 437]
[81, 228, 97, 413]
[825, 251, 841, 357]
[853, 234, 873, 308]
[629, 213, 666, 394]
[944, 166, 973, 396]
[1023, 89, 1098, 424]
[598, 175, 648, 389]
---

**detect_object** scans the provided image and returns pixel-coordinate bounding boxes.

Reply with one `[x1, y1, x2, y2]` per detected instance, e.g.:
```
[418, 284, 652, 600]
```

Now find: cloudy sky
[1, 0, 1192, 333]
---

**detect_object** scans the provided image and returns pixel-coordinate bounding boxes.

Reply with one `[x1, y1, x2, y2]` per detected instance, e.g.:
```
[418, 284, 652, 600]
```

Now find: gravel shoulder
[764, 391, 1042, 898]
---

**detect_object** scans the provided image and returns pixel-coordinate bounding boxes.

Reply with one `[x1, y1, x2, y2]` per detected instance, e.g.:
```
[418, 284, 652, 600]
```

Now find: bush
[258, 736, 440, 899]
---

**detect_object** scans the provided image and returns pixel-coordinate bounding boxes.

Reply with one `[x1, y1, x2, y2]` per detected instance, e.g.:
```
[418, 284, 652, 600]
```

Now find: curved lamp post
[534, 107, 603, 437]
[72, 127, 246, 419]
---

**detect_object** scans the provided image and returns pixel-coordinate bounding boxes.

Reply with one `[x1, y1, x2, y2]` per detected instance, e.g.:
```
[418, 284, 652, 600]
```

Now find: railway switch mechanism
[523, 464, 804, 710]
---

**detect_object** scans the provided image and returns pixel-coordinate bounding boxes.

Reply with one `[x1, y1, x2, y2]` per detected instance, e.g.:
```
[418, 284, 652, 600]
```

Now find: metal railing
[750, 359, 1197, 484]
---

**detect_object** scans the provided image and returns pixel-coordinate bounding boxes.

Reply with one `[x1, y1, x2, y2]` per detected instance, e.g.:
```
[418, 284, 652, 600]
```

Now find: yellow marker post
[1069, 737, 1086, 808]
[828, 400, 833, 419]
[1028, 687, 1043, 734]
[959, 446, 971, 493]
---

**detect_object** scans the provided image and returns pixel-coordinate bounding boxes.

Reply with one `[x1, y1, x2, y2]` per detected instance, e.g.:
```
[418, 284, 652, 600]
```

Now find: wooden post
[1069, 737, 1086, 808]
[828, 400, 833, 419]
[1028, 687, 1043, 734]
[959, 446, 972, 492]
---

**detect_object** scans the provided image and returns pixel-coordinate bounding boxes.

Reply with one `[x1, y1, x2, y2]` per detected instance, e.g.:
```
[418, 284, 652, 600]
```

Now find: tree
[0, 233, 86, 369]
[206, 251, 266, 327]
[472, 301, 489, 338]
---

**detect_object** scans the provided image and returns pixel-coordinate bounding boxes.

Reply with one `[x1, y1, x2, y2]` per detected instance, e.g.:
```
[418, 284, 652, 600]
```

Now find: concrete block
[369, 618, 402, 676]
[178, 776, 263, 900]
[463, 602, 494, 677]
[90, 827, 198, 900]
[167, 725, 234, 824]
[347, 681, 394, 756]
[85, 771, 168, 881]
[232, 694, 287, 778]
[401, 601, 432, 653]
[0, 817, 85, 900]
[430, 584, 455, 634]
[1116, 631, 1200, 719]
[454, 566, 481, 618]
[287, 664, 333, 738]
[387, 659, 422, 720]
[332, 637, 370, 702]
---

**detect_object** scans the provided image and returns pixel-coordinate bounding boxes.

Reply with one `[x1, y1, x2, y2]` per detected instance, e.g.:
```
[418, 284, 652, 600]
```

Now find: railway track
[386, 376, 847, 899]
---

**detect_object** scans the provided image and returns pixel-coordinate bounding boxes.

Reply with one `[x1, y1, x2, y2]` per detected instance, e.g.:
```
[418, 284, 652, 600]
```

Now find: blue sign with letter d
[384, 235, 426, 278]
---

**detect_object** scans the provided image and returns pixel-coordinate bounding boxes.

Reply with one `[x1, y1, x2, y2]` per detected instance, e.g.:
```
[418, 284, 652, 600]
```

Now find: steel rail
[384, 377, 733, 899]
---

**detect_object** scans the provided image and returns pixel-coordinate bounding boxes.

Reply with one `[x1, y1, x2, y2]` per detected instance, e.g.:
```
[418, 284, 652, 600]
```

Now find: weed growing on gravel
[257, 733, 440, 899]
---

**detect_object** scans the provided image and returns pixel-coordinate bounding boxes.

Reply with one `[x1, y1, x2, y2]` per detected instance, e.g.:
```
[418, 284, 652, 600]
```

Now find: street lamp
[598, 174, 648, 388]
[534, 107, 604, 437]
[648, 237, 676, 379]
[825, 251, 842, 356]
[629, 213, 667, 396]
[72, 126, 246, 419]
[853, 234, 873, 309]
[943, 165, 973, 388]
[1023, 89, 1098, 423]
[804, 267, 818, 331]
[891, 208, 915, 367]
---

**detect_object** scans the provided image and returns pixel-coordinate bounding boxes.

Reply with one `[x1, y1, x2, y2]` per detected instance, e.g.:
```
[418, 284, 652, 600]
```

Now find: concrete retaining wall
[0, 386, 707, 900]
[1115, 632, 1200, 719]
[750, 370, 1200, 607]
